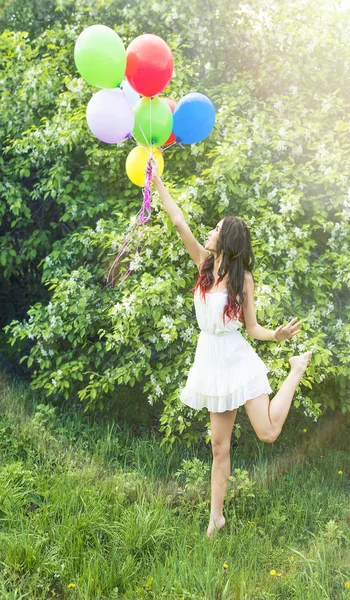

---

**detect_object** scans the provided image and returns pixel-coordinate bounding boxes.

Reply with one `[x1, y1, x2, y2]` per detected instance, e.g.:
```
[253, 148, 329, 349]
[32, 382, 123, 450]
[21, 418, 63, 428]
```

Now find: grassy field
[0, 368, 349, 599]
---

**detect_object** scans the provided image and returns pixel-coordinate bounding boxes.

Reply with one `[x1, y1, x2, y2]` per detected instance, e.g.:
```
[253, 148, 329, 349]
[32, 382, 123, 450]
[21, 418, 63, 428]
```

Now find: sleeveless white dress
[179, 288, 273, 412]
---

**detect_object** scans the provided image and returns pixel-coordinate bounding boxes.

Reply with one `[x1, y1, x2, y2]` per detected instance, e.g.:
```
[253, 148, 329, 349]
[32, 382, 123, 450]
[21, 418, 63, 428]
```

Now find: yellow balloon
[125, 146, 164, 187]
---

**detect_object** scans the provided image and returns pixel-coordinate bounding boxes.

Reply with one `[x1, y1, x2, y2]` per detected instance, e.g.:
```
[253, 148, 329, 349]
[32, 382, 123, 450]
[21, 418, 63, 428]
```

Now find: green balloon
[74, 25, 126, 88]
[133, 97, 173, 147]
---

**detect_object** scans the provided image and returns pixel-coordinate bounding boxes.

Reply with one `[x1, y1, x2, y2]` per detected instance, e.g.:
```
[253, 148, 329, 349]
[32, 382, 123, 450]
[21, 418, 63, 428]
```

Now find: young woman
[150, 159, 312, 539]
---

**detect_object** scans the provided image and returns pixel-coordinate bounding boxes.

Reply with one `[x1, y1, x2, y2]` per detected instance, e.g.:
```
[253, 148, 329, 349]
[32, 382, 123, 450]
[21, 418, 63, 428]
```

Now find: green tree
[2, 0, 350, 451]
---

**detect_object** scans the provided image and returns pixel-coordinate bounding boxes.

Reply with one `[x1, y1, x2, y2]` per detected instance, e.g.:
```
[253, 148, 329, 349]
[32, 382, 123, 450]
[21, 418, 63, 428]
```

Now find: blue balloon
[173, 92, 216, 144]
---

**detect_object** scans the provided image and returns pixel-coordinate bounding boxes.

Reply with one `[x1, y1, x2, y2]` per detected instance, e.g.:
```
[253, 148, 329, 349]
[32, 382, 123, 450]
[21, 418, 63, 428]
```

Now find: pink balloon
[86, 88, 134, 143]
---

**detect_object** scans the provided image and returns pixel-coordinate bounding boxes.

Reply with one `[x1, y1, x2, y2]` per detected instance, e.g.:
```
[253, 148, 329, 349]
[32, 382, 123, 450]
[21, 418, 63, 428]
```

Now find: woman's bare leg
[207, 409, 237, 539]
[244, 351, 313, 442]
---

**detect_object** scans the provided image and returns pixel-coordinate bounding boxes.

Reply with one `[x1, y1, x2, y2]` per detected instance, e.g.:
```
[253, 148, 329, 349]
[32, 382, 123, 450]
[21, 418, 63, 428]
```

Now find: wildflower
[277, 573, 282, 577]
[344, 581, 350, 589]
[338, 470, 343, 475]
[67, 583, 76, 588]
[290, 556, 294, 561]
[223, 563, 228, 569]
[320, 455, 324, 458]
[303, 428, 307, 432]
[270, 569, 276, 576]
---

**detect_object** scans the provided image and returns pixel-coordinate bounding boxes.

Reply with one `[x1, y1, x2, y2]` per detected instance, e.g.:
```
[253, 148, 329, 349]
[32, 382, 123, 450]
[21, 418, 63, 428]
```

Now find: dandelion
[344, 581, 350, 589]
[270, 569, 276, 576]
[67, 583, 76, 588]
[223, 563, 228, 569]
[338, 470, 343, 475]
[277, 573, 282, 576]
[303, 428, 307, 432]
[320, 455, 324, 458]
[290, 556, 295, 561]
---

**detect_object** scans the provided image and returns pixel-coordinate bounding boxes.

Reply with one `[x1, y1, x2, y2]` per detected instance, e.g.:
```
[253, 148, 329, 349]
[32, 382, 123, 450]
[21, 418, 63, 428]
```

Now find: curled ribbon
[104, 158, 153, 290]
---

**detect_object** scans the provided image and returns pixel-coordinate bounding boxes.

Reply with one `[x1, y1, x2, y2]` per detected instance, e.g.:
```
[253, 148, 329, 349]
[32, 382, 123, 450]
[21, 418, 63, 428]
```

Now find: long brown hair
[192, 216, 255, 326]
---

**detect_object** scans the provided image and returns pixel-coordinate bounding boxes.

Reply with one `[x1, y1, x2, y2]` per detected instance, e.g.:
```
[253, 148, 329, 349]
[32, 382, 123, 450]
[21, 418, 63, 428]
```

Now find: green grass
[0, 369, 349, 599]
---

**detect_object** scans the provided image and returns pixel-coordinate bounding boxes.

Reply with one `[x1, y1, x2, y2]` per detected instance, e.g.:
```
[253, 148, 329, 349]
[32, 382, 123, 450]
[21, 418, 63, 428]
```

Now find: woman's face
[205, 219, 224, 252]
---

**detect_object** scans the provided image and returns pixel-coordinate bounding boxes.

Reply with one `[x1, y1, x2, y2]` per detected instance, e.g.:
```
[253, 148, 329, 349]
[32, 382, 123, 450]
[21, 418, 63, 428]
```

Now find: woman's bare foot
[206, 514, 226, 539]
[288, 351, 312, 375]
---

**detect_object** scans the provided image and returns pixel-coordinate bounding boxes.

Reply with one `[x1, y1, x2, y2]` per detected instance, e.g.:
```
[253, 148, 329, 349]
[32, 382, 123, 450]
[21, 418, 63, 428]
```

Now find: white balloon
[121, 79, 140, 107]
[86, 88, 134, 144]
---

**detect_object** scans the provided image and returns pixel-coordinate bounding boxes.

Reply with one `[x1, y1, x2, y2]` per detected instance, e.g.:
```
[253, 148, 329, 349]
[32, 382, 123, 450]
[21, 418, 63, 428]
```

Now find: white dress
[179, 288, 273, 412]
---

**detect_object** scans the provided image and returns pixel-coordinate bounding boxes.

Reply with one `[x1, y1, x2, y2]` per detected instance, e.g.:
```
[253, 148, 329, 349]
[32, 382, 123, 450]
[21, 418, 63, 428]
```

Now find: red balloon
[126, 34, 174, 97]
[163, 98, 177, 146]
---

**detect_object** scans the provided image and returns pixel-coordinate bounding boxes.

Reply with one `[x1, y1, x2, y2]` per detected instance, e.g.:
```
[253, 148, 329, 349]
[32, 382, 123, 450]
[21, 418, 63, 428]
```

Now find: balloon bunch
[74, 25, 216, 288]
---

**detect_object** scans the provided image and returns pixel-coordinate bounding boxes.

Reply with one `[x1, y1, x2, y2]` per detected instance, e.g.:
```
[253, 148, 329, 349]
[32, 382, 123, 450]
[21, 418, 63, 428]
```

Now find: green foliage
[0, 374, 349, 599]
[1, 0, 350, 452]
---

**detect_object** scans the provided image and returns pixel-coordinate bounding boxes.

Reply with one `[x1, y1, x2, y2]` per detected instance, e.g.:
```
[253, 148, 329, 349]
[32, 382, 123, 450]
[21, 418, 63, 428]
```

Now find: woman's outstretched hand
[146, 157, 160, 183]
[273, 318, 303, 341]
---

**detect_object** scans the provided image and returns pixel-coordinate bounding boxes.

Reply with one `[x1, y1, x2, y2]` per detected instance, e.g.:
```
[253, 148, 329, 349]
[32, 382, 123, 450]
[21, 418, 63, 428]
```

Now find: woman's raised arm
[149, 158, 184, 226]
[149, 158, 208, 268]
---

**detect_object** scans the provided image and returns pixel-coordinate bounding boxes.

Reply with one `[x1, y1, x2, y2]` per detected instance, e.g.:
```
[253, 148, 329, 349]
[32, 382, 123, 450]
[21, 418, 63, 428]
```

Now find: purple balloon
[86, 88, 134, 143]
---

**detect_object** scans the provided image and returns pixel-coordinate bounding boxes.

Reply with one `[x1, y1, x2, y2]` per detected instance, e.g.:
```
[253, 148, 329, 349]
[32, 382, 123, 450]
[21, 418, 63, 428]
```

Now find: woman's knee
[258, 429, 280, 444]
[211, 439, 231, 459]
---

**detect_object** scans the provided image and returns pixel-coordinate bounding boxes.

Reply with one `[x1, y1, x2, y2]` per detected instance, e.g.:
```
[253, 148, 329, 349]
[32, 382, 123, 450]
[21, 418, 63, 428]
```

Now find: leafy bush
[1, 0, 350, 453]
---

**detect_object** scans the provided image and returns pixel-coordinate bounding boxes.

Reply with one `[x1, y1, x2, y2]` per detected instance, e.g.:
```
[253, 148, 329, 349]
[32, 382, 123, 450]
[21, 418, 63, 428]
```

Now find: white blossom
[287, 248, 297, 260]
[180, 326, 195, 342]
[316, 143, 329, 159]
[154, 385, 163, 397]
[161, 332, 172, 344]
[267, 187, 278, 200]
[175, 295, 184, 308]
[279, 195, 299, 216]
[334, 319, 343, 330]
[160, 315, 174, 328]
[321, 302, 334, 317]
[321, 100, 332, 113]
[95, 219, 104, 233]
[129, 253, 142, 271]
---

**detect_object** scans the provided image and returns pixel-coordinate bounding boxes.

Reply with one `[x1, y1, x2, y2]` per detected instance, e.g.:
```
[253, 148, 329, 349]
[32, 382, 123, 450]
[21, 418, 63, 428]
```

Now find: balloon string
[103, 227, 135, 290]
[104, 160, 153, 289]
[120, 87, 151, 151]
[140, 158, 153, 224]
[105, 89, 155, 289]
[150, 97, 153, 148]
[162, 141, 177, 152]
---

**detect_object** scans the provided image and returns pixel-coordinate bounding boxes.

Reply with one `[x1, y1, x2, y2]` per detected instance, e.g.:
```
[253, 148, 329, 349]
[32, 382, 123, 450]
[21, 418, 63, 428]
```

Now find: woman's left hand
[273, 318, 303, 341]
